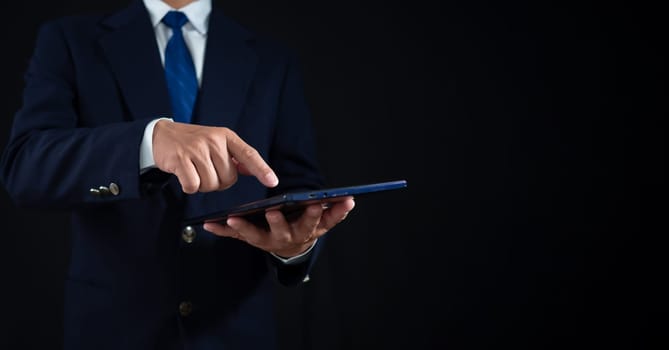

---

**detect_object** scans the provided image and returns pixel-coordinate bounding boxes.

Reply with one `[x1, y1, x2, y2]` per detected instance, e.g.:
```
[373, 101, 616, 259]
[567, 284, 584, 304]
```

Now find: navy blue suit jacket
[0, 1, 324, 349]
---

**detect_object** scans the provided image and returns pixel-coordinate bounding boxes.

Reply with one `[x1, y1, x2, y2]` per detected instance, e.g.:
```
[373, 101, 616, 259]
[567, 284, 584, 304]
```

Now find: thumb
[232, 157, 253, 176]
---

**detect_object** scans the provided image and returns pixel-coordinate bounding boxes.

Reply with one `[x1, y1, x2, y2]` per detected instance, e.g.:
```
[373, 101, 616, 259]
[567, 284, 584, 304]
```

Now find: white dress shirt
[138, 0, 315, 265]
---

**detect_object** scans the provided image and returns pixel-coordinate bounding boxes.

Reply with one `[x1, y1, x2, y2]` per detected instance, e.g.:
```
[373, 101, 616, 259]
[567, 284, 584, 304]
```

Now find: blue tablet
[183, 180, 407, 227]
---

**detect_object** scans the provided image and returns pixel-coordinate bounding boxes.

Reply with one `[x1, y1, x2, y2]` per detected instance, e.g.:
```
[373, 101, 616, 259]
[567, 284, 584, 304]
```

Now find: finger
[191, 154, 220, 192]
[226, 216, 269, 249]
[210, 150, 237, 190]
[203, 221, 241, 239]
[293, 204, 323, 242]
[225, 132, 278, 187]
[267, 209, 321, 257]
[174, 160, 200, 194]
[265, 210, 293, 246]
[318, 197, 355, 232]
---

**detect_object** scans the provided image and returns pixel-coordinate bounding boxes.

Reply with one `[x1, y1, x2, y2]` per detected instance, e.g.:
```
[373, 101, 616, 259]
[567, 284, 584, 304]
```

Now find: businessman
[0, 0, 355, 349]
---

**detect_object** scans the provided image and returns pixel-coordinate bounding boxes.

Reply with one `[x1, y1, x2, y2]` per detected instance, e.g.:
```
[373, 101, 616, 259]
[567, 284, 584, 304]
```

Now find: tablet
[183, 180, 407, 227]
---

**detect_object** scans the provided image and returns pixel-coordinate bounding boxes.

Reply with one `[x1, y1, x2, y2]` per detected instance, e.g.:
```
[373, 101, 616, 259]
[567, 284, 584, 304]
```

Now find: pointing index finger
[226, 131, 279, 188]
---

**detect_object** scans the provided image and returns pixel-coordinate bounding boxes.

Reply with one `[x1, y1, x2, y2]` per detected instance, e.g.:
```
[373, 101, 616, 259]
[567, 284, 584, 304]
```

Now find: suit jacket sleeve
[0, 21, 155, 209]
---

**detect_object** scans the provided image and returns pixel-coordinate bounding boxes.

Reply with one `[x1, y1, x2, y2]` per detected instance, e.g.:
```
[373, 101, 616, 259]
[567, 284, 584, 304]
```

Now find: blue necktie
[162, 11, 198, 123]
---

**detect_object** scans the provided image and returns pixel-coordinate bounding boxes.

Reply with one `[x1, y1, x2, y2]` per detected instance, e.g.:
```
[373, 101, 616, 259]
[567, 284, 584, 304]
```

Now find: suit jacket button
[182, 226, 196, 243]
[109, 182, 120, 196]
[89, 188, 101, 196]
[179, 301, 193, 317]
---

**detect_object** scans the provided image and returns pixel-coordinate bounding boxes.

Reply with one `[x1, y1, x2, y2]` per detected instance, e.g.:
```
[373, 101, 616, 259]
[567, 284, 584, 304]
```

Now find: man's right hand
[152, 120, 279, 193]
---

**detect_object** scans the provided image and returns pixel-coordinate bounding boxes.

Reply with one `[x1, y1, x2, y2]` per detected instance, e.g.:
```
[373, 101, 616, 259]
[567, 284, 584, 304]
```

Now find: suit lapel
[98, 0, 172, 121]
[194, 10, 258, 128]
[96, 3, 256, 126]
[185, 10, 259, 218]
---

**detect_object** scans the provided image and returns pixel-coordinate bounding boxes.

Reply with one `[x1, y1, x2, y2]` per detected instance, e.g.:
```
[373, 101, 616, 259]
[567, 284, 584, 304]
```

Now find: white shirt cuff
[270, 239, 318, 265]
[139, 118, 173, 174]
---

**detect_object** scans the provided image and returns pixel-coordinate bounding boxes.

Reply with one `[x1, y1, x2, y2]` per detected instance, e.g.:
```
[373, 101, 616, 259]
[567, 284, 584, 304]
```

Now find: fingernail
[265, 172, 279, 187]
[309, 206, 322, 215]
[267, 212, 280, 222]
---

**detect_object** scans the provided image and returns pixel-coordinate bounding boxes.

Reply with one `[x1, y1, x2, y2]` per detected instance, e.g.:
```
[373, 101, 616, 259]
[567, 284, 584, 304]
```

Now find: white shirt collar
[143, 0, 211, 35]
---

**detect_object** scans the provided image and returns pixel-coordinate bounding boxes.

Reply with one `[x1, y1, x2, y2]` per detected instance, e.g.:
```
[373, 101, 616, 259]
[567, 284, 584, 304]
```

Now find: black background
[0, 0, 665, 349]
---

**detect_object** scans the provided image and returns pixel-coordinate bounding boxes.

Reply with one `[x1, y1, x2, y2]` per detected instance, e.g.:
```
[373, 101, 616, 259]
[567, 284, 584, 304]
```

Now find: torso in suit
[0, 1, 324, 349]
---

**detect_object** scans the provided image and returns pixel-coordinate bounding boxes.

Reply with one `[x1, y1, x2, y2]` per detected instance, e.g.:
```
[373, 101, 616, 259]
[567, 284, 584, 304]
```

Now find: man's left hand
[203, 197, 355, 258]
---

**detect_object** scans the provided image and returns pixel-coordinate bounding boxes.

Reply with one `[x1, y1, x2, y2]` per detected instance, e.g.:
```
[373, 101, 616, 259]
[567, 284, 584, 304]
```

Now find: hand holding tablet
[184, 180, 408, 228]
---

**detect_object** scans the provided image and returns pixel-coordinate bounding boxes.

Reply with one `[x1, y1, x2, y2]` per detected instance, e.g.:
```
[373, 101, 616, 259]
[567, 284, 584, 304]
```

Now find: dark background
[1, 0, 665, 349]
